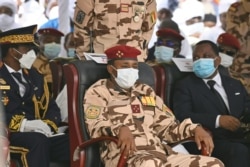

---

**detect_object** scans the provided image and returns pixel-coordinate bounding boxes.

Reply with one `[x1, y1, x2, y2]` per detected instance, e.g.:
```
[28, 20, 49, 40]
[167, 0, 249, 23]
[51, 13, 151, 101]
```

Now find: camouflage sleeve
[141, 0, 156, 48]
[226, 6, 239, 32]
[153, 95, 199, 143]
[73, 0, 94, 59]
[83, 85, 123, 138]
[226, 3, 246, 50]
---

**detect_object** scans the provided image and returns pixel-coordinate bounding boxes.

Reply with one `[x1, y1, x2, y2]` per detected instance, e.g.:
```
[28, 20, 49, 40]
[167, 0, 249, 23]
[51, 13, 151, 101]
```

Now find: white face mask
[0, 14, 14, 31]
[112, 66, 139, 89]
[219, 52, 233, 68]
[14, 49, 37, 69]
[183, 22, 204, 36]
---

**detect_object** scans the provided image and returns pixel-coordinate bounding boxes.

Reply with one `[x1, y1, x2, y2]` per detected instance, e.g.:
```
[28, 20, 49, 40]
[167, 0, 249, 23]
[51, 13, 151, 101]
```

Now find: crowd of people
[1, 0, 250, 166]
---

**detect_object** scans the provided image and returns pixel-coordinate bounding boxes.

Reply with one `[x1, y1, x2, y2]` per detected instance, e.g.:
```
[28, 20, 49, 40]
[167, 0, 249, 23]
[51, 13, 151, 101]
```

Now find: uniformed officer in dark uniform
[0, 25, 69, 167]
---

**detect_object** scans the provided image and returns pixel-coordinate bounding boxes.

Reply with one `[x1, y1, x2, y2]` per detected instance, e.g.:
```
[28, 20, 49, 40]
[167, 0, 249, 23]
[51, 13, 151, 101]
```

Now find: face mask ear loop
[214, 57, 219, 69]
[12, 48, 23, 61]
[13, 48, 23, 55]
[110, 65, 117, 79]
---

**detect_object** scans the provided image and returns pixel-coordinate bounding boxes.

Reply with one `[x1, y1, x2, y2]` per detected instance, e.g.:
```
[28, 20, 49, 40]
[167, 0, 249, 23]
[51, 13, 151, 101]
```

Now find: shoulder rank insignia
[140, 96, 156, 106]
[85, 105, 101, 119]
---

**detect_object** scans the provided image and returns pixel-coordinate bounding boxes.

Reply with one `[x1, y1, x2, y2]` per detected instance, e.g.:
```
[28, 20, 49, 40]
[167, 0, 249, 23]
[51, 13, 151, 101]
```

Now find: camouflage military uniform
[229, 52, 250, 94]
[84, 79, 224, 167]
[226, 1, 250, 55]
[73, 0, 157, 62]
[227, 2, 250, 94]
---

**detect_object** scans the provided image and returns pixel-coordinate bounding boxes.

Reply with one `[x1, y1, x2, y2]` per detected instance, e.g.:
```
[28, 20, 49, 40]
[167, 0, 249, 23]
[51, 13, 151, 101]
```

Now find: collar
[203, 71, 222, 87]
[4, 63, 23, 75]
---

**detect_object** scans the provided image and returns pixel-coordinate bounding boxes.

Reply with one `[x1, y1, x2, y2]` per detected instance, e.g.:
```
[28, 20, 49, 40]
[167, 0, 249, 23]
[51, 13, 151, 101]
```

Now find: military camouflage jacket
[74, 0, 157, 62]
[84, 79, 199, 166]
[226, 2, 250, 55]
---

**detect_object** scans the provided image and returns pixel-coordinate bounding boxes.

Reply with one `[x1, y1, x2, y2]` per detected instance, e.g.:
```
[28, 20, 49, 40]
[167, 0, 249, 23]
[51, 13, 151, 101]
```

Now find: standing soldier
[73, 0, 157, 62]
[226, 0, 250, 94]
[226, 0, 250, 55]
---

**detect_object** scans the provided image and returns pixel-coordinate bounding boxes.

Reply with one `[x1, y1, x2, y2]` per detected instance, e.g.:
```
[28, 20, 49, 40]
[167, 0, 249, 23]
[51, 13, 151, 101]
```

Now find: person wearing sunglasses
[217, 32, 240, 68]
[146, 19, 185, 66]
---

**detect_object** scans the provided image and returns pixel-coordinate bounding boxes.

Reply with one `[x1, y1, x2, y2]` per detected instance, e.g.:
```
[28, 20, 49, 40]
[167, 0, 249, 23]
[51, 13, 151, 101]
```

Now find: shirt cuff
[20, 118, 27, 132]
[215, 115, 221, 128]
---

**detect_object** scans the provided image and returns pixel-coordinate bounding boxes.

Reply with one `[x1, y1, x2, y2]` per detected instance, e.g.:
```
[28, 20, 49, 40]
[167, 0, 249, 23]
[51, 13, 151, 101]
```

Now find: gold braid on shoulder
[32, 77, 50, 119]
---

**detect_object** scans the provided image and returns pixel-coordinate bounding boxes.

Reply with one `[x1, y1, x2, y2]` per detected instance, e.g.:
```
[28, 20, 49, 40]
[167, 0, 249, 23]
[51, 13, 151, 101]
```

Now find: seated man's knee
[28, 132, 50, 147]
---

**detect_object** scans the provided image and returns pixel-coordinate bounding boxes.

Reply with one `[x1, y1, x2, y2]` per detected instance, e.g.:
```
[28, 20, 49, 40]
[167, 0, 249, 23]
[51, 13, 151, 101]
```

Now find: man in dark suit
[0, 25, 69, 167]
[173, 40, 250, 167]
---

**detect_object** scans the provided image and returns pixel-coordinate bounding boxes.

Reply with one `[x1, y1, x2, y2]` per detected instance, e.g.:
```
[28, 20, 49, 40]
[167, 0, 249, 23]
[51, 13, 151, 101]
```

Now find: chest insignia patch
[131, 104, 140, 113]
[140, 96, 156, 106]
[85, 106, 101, 119]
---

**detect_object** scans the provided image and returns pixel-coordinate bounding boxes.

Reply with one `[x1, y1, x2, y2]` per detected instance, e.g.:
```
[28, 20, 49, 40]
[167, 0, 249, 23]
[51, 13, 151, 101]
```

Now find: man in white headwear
[199, 0, 237, 43]
[18, 0, 48, 27]
[0, 0, 21, 32]
[172, 0, 205, 46]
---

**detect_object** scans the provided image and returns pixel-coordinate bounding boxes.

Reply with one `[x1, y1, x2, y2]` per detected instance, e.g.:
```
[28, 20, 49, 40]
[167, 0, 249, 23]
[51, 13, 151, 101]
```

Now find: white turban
[0, 0, 17, 14]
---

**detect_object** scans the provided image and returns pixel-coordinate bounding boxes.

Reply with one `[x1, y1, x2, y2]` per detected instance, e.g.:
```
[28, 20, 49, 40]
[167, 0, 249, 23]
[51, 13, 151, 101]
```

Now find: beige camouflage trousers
[127, 151, 224, 167]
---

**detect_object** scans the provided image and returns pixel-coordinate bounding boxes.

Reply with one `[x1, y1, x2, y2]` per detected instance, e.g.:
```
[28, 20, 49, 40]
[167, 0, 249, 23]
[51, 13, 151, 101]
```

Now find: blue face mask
[67, 48, 75, 57]
[44, 42, 61, 59]
[193, 58, 216, 79]
[154, 46, 174, 63]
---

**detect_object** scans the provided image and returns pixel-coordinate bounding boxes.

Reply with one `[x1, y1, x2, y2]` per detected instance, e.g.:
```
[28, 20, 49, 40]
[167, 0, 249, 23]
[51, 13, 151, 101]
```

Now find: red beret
[217, 33, 240, 50]
[156, 28, 184, 41]
[38, 28, 64, 37]
[104, 45, 141, 60]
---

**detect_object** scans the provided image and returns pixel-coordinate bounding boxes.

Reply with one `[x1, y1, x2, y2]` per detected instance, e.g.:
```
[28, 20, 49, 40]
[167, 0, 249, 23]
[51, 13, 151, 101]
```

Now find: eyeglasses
[218, 47, 237, 57]
[155, 40, 180, 50]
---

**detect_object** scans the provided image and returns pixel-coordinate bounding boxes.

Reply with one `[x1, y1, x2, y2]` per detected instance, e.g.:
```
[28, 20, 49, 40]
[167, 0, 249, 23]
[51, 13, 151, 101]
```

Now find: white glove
[24, 120, 52, 136]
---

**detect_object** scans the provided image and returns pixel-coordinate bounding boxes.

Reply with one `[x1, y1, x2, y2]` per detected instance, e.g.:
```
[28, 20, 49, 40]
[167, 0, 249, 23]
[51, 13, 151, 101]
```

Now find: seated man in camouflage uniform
[83, 45, 224, 167]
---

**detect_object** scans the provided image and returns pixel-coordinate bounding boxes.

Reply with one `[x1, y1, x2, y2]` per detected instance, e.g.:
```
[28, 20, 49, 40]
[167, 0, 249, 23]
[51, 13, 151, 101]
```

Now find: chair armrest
[78, 136, 127, 167]
[168, 137, 209, 156]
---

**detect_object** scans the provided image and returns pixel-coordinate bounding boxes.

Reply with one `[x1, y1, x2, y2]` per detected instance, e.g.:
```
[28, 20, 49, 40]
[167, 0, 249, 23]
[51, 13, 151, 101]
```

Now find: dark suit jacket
[0, 64, 61, 132]
[173, 72, 250, 140]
